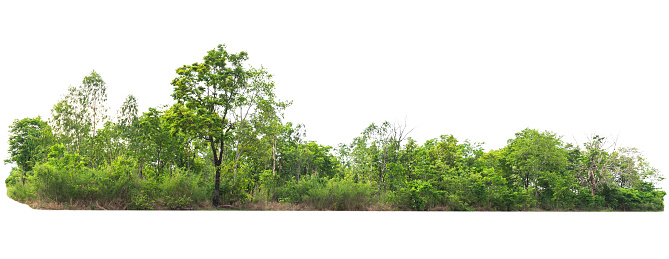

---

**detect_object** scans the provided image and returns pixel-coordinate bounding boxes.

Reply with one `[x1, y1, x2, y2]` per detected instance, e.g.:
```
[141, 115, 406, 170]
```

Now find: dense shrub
[602, 185, 665, 211]
[7, 182, 35, 202]
[158, 169, 208, 209]
[392, 180, 439, 211]
[303, 177, 375, 210]
[273, 175, 324, 204]
[272, 176, 377, 210]
[9, 147, 211, 209]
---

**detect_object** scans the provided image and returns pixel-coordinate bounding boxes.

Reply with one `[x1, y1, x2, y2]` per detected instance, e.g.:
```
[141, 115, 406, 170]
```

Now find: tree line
[5, 44, 665, 211]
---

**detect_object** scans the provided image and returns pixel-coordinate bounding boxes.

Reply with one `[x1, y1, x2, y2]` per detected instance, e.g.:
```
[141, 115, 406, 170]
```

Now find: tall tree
[50, 70, 108, 160]
[51, 88, 87, 154]
[361, 121, 412, 191]
[579, 135, 618, 197]
[79, 70, 108, 136]
[117, 95, 139, 138]
[167, 44, 287, 206]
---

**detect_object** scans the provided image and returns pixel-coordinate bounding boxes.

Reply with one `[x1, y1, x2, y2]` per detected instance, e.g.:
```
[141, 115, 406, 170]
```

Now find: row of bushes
[7, 149, 664, 211]
[6, 152, 210, 210]
[271, 176, 379, 210]
[387, 179, 665, 211]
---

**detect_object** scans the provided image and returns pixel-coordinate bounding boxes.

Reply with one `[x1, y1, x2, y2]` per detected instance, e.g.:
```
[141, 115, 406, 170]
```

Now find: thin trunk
[233, 162, 238, 184]
[232, 146, 244, 184]
[297, 150, 302, 184]
[306, 147, 310, 177]
[590, 176, 596, 197]
[213, 166, 221, 207]
[272, 136, 276, 176]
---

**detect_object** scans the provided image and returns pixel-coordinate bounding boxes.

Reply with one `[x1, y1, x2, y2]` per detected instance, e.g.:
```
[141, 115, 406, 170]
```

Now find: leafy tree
[502, 129, 568, 187]
[50, 70, 108, 160]
[167, 44, 287, 206]
[51, 90, 86, 154]
[79, 70, 108, 136]
[117, 95, 140, 141]
[136, 107, 198, 178]
[349, 121, 413, 191]
[578, 135, 618, 197]
[611, 147, 664, 190]
[5, 117, 54, 184]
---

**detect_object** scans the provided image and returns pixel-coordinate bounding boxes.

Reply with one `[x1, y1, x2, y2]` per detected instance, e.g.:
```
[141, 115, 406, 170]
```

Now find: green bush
[303, 177, 374, 210]
[392, 180, 438, 211]
[164, 195, 194, 210]
[128, 191, 154, 210]
[273, 175, 323, 204]
[602, 185, 665, 211]
[5, 168, 24, 186]
[157, 169, 207, 209]
[215, 176, 251, 205]
[16, 150, 210, 210]
[97, 156, 140, 202]
[31, 163, 93, 202]
[7, 182, 35, 202]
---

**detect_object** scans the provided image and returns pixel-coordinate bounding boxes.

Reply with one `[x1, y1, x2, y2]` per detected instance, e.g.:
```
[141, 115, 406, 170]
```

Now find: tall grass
[305, 178, 372, 210]
[274, 176, 378, 210]
[7, 155, 211, 210]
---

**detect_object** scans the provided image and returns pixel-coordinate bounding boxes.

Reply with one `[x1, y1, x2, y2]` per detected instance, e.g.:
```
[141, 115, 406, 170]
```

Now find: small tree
[5, 117, 54, 184]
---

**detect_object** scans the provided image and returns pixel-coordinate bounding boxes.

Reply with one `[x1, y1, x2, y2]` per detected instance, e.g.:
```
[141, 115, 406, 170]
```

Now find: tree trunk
[272, 137, 276, 176]
[233, 162, 238, 184]
[213, 165, 221, 207]
[297, 149, 302, 184]
[590, 185, 595, 197]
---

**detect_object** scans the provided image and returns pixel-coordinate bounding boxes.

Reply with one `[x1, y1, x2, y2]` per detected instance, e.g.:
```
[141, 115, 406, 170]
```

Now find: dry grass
[26, 198, 129, 210]
[18, 198, 395, 211]
[238, 200, 395, 211]
[239, 201, 313, 211]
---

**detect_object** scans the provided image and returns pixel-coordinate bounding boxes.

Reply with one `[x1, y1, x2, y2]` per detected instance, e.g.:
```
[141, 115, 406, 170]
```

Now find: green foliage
[601, 185, 665, 211]
[392, 180, 439, 211]
[168, 44, 288, 206]
[4, 44, 665, 211]
[158, 169, 207, 209]
[128, 192, 154, 210]
[5, 168, 24, 186]
[7, 180, 35, 202]
[6, 117, 54, 183]
[303, 177, 375, 210]
[272, 176, 376, 210]
[273, 175, 323, 204]
[31, 163, 99, 202]
[50, 70, 109, 162]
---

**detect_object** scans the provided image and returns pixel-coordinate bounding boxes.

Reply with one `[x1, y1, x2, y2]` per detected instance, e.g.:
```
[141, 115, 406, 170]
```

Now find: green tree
[79, 70, 108, 136]
[358, 121, 413, 191]
[137, 107, 197, 178]
[578, 135, 618, 197]
[117, 95, 139, 141]
[5, 117, 54, 184]
[51, 90, 86, 154]
[167, 44, 287, 206]
[50, 70, 108, 162]
[501, 130, 568, 187]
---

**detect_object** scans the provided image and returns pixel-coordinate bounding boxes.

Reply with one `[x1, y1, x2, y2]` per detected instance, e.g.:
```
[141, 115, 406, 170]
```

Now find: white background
[0, 1, 667, 258]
